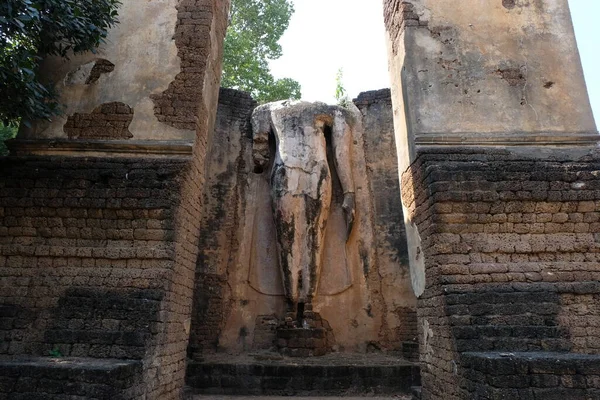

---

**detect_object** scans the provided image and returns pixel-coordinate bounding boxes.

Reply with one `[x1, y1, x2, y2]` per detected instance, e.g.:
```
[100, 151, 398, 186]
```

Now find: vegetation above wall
[0, 0, 121, 128]
[0, 124, 16, 155]
[222, 0, 301, 103]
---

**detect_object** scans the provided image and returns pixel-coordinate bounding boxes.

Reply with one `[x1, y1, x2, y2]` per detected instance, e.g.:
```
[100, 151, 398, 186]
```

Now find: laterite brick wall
[0, 0, 229, 398]
[401, 148, 600, 400]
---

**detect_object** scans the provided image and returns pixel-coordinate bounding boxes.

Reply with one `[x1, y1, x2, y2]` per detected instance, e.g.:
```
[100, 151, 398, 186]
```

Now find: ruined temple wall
[150, 1, 229, 397]
[189, 88, 258, 356]
[190, 89, 416, 355]
[19, 0, 194, 143]
[0, 0, 229, 398]
[355, 89, 418, 345]
[385, 1, 600, 399]
[401, 148, 600, 399]
[0, 157, 187, 399]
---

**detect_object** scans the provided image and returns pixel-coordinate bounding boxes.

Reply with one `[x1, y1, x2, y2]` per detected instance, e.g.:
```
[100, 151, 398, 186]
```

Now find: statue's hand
[342, 192, 355, 241]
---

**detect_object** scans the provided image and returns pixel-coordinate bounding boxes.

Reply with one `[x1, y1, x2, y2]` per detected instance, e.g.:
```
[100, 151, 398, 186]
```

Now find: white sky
[270, 0, 599, 126]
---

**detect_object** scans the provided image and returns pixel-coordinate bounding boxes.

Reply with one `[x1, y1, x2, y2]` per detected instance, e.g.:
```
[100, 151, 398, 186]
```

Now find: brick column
[0, 1, 230, 399]
[384, 1, 599, 399]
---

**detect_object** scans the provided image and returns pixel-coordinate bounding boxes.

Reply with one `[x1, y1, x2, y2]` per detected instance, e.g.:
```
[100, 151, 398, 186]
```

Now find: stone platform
[186, 396, 412, 399]
[185, 353, 420, 396]
[462, 352, 600, 399]
[0, 356, 142, 399]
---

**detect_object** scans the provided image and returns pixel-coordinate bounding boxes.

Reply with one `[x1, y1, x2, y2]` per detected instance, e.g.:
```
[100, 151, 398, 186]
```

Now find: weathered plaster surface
[385, 1, 600, 399]
[386, 0, 597, 172]
[355, 90, 418, 344]
[385, 0, 599, 297]
[21, 0, 193, 141]
[224, 101, 383, 352]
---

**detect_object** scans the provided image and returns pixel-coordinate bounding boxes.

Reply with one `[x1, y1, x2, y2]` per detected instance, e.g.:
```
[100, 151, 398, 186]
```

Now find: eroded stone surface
[20, 0, 197, 142]
[64, 102, 134, 140]
[191, 90, 416, 354]
[251, 101, 357, 313]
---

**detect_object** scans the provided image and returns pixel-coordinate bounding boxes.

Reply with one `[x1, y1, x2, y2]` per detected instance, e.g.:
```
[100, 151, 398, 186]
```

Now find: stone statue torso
[268, 104, 330, 198]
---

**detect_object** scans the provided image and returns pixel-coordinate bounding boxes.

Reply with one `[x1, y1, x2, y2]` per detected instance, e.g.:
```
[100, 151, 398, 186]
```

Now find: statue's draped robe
[247, 172, 353, 297]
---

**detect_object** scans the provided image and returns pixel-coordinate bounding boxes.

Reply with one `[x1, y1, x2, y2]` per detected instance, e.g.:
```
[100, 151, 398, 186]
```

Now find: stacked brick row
[462, 352, 600, 399]
[43, 287, 163, 360]
[150, 1, 222, 131]
[64, 102, 134, 140]
[401, 148, 600, 400]
[0, 357, 142, 399]
[0, 157, 186, 397]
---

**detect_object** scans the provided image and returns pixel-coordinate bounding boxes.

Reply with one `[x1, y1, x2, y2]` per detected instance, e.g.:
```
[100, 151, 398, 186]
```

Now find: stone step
[0, 356, 141, 399]
[186, 396, 412, 400]
[461, 352, 600, 399]
[186, 353, 420, 396]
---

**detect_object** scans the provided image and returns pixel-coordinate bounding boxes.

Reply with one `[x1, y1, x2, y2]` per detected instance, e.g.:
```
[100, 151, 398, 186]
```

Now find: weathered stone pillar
[385, 1, 600, 399]
[0, 1, 230, 399]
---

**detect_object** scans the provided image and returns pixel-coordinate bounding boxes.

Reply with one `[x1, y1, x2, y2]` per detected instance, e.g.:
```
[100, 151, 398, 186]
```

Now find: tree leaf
[222, 0, 301, 103]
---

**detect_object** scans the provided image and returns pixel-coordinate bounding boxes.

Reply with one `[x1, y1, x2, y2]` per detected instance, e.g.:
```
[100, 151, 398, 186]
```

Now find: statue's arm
[331, 110, 356, 239]
[251, 105, 271, 172]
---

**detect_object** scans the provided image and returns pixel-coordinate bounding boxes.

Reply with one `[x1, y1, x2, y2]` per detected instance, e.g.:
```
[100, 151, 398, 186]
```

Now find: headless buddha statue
[251, 101, 355, 323]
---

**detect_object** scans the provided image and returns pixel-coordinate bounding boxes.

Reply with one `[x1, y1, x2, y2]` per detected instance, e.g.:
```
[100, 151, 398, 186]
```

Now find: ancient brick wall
[189, 273, 229, 356]
[461, 352, 600, 399]
[0, 0, 229, 398]
[64, 102, 134, 140]
[0, 157, 183, 355]
[0, 157, 185, 398]
[143, 0, 229, 398]
[559, 293, 600, 354]
[401, 148, 600, 400]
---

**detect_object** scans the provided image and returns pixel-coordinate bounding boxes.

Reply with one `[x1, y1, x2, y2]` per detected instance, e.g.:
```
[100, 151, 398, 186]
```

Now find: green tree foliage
[222, 0, 301, 103]
[335, 68, 350, 108]
[0, 124, 17, 156]
[0, 0, 121, 127]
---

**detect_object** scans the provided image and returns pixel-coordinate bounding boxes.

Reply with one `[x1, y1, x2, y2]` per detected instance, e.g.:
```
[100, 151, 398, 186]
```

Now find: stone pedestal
[276, 311, 336, 357]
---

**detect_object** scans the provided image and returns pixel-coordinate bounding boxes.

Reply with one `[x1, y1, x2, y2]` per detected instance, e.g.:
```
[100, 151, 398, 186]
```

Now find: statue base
[276, 310, 336, 357]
